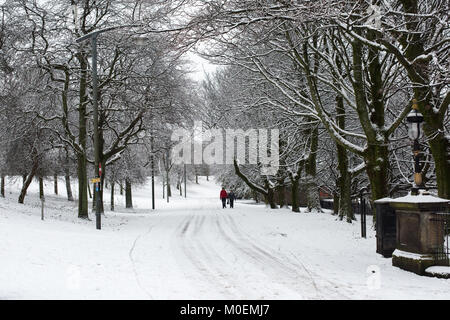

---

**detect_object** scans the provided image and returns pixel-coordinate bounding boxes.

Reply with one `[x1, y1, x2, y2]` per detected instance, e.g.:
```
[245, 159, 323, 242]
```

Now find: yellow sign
[90, 178, 101, 183]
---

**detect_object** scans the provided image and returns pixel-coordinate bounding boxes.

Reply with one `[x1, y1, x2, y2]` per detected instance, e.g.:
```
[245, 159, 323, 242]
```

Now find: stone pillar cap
[389, 191, 450, 211]
[389, 192, 449, 204]
[374, 197, 394, 204]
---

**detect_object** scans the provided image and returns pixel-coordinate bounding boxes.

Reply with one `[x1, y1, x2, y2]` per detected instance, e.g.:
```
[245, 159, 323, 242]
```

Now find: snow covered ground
[0, 176, 449, 300]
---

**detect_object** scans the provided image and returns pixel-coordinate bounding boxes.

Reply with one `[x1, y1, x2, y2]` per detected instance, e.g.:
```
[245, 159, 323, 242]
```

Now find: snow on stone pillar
[390, 192, 449, 276]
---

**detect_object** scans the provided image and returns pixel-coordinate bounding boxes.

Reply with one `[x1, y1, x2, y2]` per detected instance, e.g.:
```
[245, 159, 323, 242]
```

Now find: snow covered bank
[0, 176, 449, 299]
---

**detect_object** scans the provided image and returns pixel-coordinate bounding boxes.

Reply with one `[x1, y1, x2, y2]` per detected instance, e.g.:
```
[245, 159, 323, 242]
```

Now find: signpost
[90, 163, 102, 230]
[96, 162, 102, 230]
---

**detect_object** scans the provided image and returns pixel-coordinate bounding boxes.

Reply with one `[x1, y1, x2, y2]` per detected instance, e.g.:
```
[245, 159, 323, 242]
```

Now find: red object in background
[220, 189, 228, 199]
[99, 163, 102, 177]
[319, 186, 332, 199]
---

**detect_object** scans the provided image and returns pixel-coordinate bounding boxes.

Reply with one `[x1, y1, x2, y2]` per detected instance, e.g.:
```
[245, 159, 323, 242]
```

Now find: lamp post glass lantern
[406, 109, 424, 140]
[406, 99, 425, 194]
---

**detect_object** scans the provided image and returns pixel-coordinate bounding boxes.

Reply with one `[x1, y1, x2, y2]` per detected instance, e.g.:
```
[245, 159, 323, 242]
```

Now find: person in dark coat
[228, 190, 236, 208]
[220, 187, 228, 208]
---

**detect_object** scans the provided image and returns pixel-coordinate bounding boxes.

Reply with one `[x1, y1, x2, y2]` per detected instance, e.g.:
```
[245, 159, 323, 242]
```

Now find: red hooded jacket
[220, 189, 228, 199]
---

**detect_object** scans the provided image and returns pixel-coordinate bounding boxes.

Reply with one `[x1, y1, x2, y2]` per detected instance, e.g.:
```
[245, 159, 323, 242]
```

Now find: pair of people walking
[220, 187, 236, 209]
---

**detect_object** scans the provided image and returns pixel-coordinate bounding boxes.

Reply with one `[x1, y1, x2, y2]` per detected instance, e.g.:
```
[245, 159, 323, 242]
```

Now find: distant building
[319, 186, 332, 199]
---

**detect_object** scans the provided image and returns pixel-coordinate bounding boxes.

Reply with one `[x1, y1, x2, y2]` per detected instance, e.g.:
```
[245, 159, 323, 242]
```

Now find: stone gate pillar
[389, 193, 449, 275]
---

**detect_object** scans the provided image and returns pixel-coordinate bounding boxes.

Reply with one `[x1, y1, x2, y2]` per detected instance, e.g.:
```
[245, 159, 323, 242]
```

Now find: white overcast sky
[186, 51, 218, 82]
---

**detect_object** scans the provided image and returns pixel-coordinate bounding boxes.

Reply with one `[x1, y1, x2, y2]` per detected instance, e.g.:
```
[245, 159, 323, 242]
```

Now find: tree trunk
[77, 51, 89, 219]
[276, 184, 286, 208]
[336, 94, 353, 222]
[87, 182, 92, 199]
[430, 137, 450, 199]
[305, 126, 321, 212]
[333, 191, 339, 215]
[110, 180, 115, 211]
[167, 175, 172, 197]
[125, 179, 133, 208]
[53, 174, 58, 195]
[265, 181, 277, 209]
[291, 178, 300, 212]
[351, 31, 391, 219]
[64, 148, 73, 201]
[233, 159, 276, 208]
[338, 170, 353, 222]
[195, 174, 198, 184]
[77, 133, 88, 218]
[1, 175, 5, 198]
[365, 145, 390, 215]
[254, 191, 259, 203]
[162, 176, 165, 199]
[397, 0, 450, 199]
[288, 160, 304, 213]
[120, 181, 123, 195]
[65, 174, 73, 201]
[39, 176, 44, 199]
[18, 156, 39, 204]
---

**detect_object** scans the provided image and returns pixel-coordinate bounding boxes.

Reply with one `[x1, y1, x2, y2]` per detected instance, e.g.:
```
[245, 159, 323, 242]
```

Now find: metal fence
[430, 214, 450, 266]
[319, 199, 372, 215]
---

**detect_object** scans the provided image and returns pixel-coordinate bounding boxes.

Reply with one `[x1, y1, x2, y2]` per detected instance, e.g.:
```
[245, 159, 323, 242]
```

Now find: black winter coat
[227, 192, 236, 201]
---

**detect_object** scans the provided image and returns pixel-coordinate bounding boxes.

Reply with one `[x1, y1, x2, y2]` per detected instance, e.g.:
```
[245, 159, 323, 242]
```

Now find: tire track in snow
[285, 251, 356, 299]
[181, 216, 191, 235]
[223, 213, 353, 299]
[223, 214, 321, 295]
[213, 214, 308, 298]
[128, 222, 155, 299]
[127, 213, 173, 299]
[193, 214, 205, 235]
[175, 213, 236, 299]
[235, 216, 355, 298]
[176, 209, 255, 299]
[192, 213, 254, 298]
[224, 214, 351, 298]
[217, 213, 327, 299]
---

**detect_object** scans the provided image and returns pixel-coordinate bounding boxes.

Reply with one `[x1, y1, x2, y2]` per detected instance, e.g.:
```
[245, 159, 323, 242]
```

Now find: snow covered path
[0, 176, 449, 299]
[130, 205, 338, 299]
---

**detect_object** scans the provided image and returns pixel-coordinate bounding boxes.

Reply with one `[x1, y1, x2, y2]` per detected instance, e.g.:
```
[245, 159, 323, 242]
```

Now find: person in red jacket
[220, 187, 228, 208]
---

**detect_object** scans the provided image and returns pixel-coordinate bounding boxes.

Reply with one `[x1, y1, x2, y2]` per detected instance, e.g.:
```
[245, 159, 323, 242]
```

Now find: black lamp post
[406, 99, 424, 195]
[76, 26, 146, 229]
[76, 32, 102, 229]
[138, 128, 156, 210]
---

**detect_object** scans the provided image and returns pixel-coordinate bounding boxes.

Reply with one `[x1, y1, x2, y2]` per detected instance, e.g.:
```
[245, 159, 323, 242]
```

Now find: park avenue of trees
[0, 0, 449, 223]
